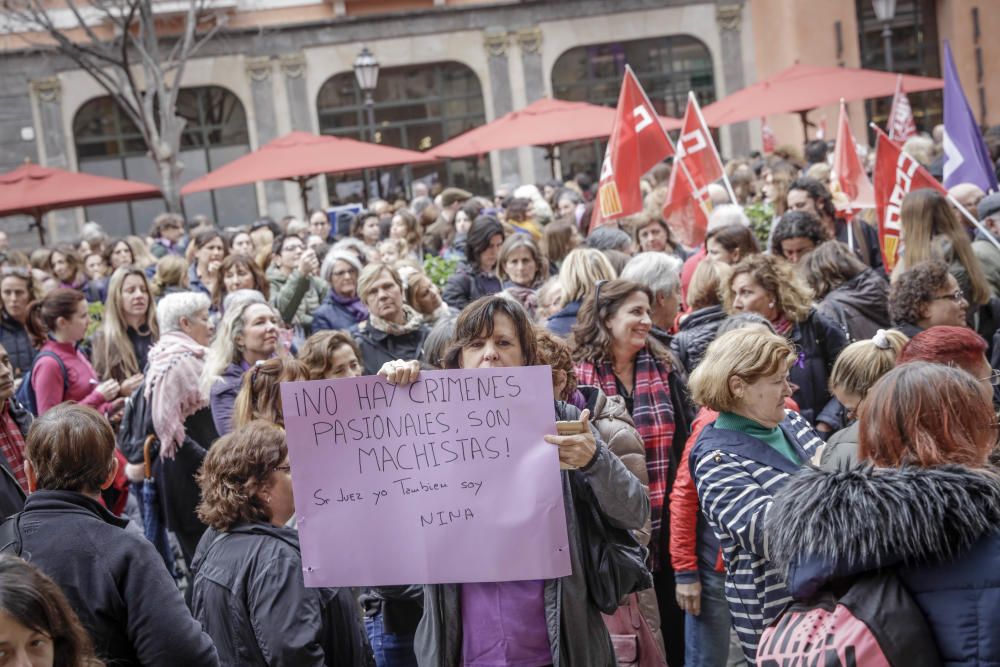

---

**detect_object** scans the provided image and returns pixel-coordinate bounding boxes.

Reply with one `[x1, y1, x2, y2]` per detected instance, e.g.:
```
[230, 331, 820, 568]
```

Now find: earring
[768, 302, 775, 308]
[265, 494, 272, 504]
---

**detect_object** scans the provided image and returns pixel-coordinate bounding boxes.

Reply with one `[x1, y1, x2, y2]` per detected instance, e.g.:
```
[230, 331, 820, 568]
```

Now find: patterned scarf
[0, 406, 27, 492]
[575, 346, 676, 568]
[368, 304, 424, 336]
[771, 315, 794, 337]
[144, 331, 209, 459]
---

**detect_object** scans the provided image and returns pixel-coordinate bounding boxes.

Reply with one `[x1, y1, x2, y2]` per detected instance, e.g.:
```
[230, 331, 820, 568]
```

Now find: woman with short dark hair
[802, 241, 890, 341]
[8, 403, 218, 666]
[889, 259, 969, 338]
[704, 224, 759, 266]
[190, 421, 371, 666]
[769, 211, 828, 264]
[186, 230, 228, 297]
[441, 216, 504, 309]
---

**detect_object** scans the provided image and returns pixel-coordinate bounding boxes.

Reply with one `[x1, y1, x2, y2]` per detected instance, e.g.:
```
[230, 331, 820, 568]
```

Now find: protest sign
[279, 365, 572, 588]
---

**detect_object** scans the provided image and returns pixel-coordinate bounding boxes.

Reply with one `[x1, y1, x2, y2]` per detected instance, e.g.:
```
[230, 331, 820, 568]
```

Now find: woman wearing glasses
[190, 421, 372, 666]
[889, 260, 970, 338]
[312, 250, 368, 333]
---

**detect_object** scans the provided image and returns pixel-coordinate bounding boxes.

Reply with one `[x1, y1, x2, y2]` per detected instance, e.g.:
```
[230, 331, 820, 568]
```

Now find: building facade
[0, 0, 996, 244]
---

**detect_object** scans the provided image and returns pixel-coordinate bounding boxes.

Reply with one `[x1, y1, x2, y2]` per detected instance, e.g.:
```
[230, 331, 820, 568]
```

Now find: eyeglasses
[931, 289, 965, 304]
[594, 279, 608, 303]
[331, 269, 357, 278]
[979, 369, 1000, 386]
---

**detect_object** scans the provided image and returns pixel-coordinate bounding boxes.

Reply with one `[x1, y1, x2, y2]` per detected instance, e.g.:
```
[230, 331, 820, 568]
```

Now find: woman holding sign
[380, 295, 649, 667]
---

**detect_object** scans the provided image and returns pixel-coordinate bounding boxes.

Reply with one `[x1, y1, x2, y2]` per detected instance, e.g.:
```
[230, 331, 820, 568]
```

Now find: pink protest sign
[279, 365, 572, 587]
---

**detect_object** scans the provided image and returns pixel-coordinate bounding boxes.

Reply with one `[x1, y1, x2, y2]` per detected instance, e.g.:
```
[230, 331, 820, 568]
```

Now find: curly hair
[569, 279, 671, 366]
[770, 210, 829, 258]
[298, 330, 363, 380]
[535, 327, 577, 401]
[725, 254, 813, 323]
[788, 176, 837, 220]
[888, 260, 951, 327]
[197, 420, 287, 531]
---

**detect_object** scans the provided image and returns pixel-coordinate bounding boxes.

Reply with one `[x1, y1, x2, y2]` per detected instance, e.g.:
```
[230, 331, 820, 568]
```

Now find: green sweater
[714, 412, 801, 464]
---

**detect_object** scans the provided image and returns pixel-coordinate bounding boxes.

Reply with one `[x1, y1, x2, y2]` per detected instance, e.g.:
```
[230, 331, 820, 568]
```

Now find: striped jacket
[689, 410, 821, 662]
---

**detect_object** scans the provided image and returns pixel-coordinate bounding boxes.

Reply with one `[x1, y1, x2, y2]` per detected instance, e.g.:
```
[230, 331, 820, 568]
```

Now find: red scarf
[576, 347, 676, 569]
[0, 407, 27, 492]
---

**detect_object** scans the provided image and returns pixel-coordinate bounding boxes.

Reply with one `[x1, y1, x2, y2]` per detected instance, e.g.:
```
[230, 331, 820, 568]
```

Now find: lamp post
[354, 46, 381, 199]
[872, 0, 897, 72]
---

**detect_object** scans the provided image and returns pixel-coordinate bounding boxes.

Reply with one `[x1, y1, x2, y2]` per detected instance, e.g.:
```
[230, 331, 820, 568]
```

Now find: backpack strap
[35, 351, 69, 393]
[0, 513, 23, 556]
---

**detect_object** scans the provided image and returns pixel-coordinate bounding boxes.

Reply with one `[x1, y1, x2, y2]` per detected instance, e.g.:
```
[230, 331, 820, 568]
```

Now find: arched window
[73, 86, 255, 235]
[551, 35, 716, 180]
[317, 61, 490, 202]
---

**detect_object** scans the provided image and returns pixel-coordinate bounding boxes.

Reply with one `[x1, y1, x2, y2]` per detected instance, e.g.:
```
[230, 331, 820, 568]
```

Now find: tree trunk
[156, 155, 183, 214]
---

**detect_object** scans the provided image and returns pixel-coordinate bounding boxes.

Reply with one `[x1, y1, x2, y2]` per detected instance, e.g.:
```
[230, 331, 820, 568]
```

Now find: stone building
[0, 0, 996, 244]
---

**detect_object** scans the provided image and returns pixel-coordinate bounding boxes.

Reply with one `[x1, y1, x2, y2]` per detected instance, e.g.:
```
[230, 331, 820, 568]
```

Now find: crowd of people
[0, 129, 997, 667]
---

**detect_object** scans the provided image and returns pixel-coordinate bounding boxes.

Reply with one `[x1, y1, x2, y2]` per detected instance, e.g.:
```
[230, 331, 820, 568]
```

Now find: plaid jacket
[689, 410, 821, 662]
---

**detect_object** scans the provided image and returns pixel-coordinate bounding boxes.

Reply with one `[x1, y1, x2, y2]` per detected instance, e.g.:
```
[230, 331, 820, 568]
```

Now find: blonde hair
[725, 254, 814, 323]
[232, 358, 310, 428]
[689, 330, 796, 412]
[357, 263, 403, 302]
[93, 267, 159, 382]
[899, 189, 991, 305]
[828, 330, 908, 398]
[125, 235, 157, 270]
[687, 260, 731, 311]
[151, 255, 189, 297]
[557, 248, 616, 305]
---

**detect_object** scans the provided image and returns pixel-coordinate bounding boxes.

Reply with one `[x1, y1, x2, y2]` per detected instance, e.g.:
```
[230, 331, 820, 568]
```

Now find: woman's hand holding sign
[378, 359, 421, 385]
[545, 409, 598, 469]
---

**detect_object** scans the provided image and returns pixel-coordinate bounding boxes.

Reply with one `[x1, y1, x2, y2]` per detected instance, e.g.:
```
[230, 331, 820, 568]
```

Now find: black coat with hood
[2, 490, 218, 666]
[670, 304, 726, 372]
[190, 522, 373, 667]
[815, 268, 890, 342]
[767, 465, 1000, 667]
[788, 309, 849, 429]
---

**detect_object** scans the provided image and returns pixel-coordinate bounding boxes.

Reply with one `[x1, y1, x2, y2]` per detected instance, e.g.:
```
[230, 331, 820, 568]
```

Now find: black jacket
[441, 262, 501, 310]
[353, 320, 430, 376]
[190, 522, 372, 667]
[815, 269, 890, 342]
[670, 305, 726, 373]
[157, 407, 218, 535]
[0, 310, 35, 379]
[3, 490, 218, 666]
[789, 309, 849, 429]
[312, 293, 367, 333]
[0, 399, 30, 518]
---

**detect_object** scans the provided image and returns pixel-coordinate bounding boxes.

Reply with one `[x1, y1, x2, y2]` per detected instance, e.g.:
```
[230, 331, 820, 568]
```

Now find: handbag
[573, 473, 654, 614]
[603, 594, 668, 667]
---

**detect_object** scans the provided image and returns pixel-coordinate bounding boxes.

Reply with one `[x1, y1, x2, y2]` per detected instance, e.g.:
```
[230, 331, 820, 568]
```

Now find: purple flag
[942, 40, 999, 192]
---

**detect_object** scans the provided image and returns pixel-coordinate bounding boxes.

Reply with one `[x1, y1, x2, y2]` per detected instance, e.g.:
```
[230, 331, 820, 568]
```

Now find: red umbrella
[432, 98, 681, 174]
[0, 162, 161, 245]
[701, 63, 944, 128]
[181, 131, 435, 209]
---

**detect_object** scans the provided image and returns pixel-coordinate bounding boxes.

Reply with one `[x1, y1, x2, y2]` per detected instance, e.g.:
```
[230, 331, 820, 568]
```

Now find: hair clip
[872, 329, 890, 350]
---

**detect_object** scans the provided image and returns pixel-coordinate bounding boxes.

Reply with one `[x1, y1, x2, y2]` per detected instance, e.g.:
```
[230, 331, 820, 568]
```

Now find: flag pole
[949, 194, 1000, 253]
[689, 91, 739, 205]
[888, 75, 903, 141]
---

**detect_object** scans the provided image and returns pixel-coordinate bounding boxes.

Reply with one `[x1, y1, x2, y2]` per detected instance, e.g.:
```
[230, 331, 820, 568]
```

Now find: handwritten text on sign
[280, 365, 571, 588]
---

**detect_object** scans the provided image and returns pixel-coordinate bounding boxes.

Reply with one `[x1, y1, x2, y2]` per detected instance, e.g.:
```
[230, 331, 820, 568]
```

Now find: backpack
[14, 351, 68, 416]
[756, 571, 941, 667]
[116, 380, 155, 464]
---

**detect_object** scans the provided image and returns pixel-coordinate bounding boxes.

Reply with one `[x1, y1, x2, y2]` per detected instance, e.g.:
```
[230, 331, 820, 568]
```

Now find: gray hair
[707, 204, 750, 232]
[586, 226, 633, 252]
[200, 290, 275, 397]
[716, 312, 776, 336]
[620, 252, 682, 298]
[156, 291, 211, 334]
[320, 249, 363, 284]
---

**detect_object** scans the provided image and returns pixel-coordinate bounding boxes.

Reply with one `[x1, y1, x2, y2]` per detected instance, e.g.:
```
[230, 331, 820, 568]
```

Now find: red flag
[660, 93, 727, 246]
[593, 66, 675, 231]
[888, 75, 918, 144]
[872, 126, 946, 272]
[761, 117, 776, 154]
[831, 100, 874, 210]
[662, 159, 709, 247]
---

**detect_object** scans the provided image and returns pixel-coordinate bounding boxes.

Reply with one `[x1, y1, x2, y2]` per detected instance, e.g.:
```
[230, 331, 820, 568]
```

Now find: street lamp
[872, 0, 897, 72]
[354, 46, 381, 198]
